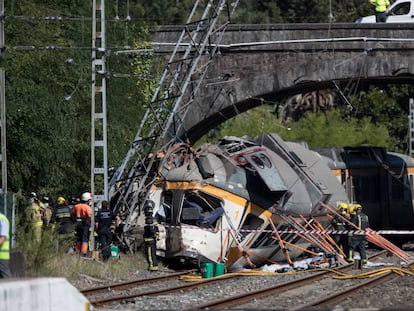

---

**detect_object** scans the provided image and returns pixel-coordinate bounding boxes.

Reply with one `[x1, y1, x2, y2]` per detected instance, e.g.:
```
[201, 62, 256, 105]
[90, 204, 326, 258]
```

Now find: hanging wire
[125, 0, 131, 21]
[124, 0, 131, 48]
[115, 0, 120, 21]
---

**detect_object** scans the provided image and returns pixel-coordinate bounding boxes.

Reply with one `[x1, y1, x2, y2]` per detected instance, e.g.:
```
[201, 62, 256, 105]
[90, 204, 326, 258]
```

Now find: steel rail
[88, 274, 243, 307]
[292, 271, 399, 310]
[182, 250, 387, 310]
[81, 269, 196, 296]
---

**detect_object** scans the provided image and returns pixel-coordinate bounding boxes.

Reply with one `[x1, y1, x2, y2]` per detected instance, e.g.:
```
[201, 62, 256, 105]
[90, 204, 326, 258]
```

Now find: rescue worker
[42, 196, 53, 226]
[369, 0, 390, 22]
[143, 200, 159, 271]
[95, 200, 117, 261]
[0, 211, 11, 278]
[331, 202, 349, 255]
[72, 192, 92, 256]
[50, 196, 74, 252]
[26, 192, 44, 243]
[347, 203, 370, 265]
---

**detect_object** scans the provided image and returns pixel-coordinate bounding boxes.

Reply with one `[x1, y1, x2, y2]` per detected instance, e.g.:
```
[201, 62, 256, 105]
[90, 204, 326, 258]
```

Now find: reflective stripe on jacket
[0, 213, 10, 260]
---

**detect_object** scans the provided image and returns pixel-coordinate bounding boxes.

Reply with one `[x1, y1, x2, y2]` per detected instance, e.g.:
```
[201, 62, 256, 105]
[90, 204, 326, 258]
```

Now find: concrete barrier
[0, 277, 90, 311]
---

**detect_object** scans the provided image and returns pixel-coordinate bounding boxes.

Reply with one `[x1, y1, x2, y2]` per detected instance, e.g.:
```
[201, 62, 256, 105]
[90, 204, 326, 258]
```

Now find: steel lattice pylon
[109, 0, 240, 235]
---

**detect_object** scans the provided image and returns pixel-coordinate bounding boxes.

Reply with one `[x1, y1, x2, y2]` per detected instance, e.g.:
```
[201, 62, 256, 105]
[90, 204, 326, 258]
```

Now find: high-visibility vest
[0, 213, 10, 260]
[371, 0, 390, 12]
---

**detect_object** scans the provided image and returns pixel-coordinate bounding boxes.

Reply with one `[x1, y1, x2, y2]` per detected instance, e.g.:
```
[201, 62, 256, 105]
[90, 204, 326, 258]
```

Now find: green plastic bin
[214, 263, 226, 276]
[200, 263, 214, 278]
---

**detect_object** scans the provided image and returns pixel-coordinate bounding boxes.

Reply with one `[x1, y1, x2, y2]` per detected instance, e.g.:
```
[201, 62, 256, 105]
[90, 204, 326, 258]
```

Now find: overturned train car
[316, 146, 414, 244]
[137, 133, 349, 271]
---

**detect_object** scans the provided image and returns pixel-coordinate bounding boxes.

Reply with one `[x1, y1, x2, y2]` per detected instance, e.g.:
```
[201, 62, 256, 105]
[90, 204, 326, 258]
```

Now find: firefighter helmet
[57, 196, 66, 205]
[349, 203, 362, 215]
[354, 204, 362, 210]
[337, 202, 349, 211]
[144, 200, 155, 215]
[81, 192, 92, 202]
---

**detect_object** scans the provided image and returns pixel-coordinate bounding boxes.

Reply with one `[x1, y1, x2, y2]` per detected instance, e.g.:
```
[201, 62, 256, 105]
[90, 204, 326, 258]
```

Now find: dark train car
[315, 146, 414, 242]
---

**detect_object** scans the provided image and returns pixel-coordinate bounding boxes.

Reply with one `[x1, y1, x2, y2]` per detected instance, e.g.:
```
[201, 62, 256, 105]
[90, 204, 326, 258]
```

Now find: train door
[386, 169, 414, 228]
[350, 167, 387, 229]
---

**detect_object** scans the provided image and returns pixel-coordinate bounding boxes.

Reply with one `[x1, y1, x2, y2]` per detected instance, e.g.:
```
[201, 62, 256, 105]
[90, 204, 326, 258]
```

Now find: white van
[356, 0, 414, 23]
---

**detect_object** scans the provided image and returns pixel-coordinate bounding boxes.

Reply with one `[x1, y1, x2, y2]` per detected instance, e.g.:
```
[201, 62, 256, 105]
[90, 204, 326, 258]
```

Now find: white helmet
[81, 192, 92, 202]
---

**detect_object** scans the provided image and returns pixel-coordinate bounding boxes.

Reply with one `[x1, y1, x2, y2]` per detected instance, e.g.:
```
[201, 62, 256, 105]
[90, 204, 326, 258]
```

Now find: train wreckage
[120, 133, 353, 271]
[106, 1, 413, 270]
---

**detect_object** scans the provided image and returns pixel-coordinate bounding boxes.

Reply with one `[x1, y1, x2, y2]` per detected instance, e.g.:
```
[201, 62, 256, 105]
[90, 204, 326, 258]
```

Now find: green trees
[4, 1, 152, 196]
[3, 1, 413, 198]
[204, 106, 390, 149]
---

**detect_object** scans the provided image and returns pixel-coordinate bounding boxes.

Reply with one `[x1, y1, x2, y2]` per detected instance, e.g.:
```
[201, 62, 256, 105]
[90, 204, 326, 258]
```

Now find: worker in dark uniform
[95, 200, 117, 261]
[143, 200, 159, 271]
[347, 203, 370, 265]
[50, 196, 74, 252]
[331, 202, 349, 256]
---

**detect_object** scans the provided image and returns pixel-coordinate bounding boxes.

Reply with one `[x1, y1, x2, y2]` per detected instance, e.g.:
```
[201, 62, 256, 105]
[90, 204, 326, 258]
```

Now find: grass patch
[44, 252, 151, 283]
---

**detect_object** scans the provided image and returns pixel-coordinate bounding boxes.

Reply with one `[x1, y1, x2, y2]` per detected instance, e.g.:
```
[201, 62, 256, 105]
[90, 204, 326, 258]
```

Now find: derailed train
[134, 133, 354, 271]
[316, 146, 414, 243]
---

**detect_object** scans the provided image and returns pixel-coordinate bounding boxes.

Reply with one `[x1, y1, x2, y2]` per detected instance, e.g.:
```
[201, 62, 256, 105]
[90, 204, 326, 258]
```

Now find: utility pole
[91, 0, 108, 250]
[0, 0, 6, 217]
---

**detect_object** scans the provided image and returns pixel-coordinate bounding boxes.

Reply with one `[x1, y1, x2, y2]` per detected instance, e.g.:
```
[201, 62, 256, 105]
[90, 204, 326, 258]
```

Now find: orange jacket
[72, 203, 92, 220]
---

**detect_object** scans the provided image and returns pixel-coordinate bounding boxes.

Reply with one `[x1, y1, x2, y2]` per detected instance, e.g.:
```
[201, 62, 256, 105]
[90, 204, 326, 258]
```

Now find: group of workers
[26, 192, 118, 262]
[331, 202, 370, 265]
[25, 191, 159, 271]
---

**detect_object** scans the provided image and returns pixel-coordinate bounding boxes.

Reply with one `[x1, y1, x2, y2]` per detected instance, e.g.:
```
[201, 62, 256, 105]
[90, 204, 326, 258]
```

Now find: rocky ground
[69, 248, 414, 310]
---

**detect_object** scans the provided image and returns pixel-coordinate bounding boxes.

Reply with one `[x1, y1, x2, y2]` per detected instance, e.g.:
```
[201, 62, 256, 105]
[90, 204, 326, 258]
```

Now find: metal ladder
[109, 0, 240, 227]
[91, 0, 108, 203]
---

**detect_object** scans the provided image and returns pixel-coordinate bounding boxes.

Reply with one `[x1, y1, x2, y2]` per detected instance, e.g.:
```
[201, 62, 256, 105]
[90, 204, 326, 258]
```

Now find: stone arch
[154, 24, 414, 144]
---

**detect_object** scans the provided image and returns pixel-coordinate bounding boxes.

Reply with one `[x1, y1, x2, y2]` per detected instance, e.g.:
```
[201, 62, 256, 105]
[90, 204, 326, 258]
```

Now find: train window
[239, 214, 264, 242]
[181, 191, 224, 229]
[353, 175, 379, 203]
[390, 177, 405, 201]
[251, 224, 272, 248]
[260, 153, 272, 168]
[251, 155, 264, 169]
[158, 191, 173, 223]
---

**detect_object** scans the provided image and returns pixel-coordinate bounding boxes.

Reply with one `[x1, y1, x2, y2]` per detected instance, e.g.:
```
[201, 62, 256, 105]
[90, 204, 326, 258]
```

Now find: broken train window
[181, 191, 224, 228]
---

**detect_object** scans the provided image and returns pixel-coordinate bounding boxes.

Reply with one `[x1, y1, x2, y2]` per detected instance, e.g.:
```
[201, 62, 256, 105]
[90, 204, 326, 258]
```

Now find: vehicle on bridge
[356, 0, 414, 23]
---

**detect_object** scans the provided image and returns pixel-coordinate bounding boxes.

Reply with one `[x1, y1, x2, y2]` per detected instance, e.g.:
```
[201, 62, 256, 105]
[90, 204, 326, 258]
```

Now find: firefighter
[72, 192, 93, 256]
[50, 196, 74, 252]
[143, 200, 159, 271]
[42, 196, 53, 226]
[26, 192, 44, 243]
[95, 200, 117, 261]
[347, 203, 370, 265]
[331, 202, 349, 255]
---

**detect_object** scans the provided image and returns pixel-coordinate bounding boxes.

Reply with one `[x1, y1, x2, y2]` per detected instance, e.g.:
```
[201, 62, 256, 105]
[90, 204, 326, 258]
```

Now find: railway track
[82, 250, 413, 310]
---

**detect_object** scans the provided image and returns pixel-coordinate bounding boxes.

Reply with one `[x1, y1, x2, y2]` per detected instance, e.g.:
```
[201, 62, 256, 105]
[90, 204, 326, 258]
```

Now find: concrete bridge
[152, 23, 414, 143]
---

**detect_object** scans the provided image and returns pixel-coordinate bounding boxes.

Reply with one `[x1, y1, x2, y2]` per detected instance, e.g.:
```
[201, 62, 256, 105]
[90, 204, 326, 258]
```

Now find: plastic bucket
[200, 263, 214, 278]
[214, 263, 225, 276]
[110, 245, 119, 259]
